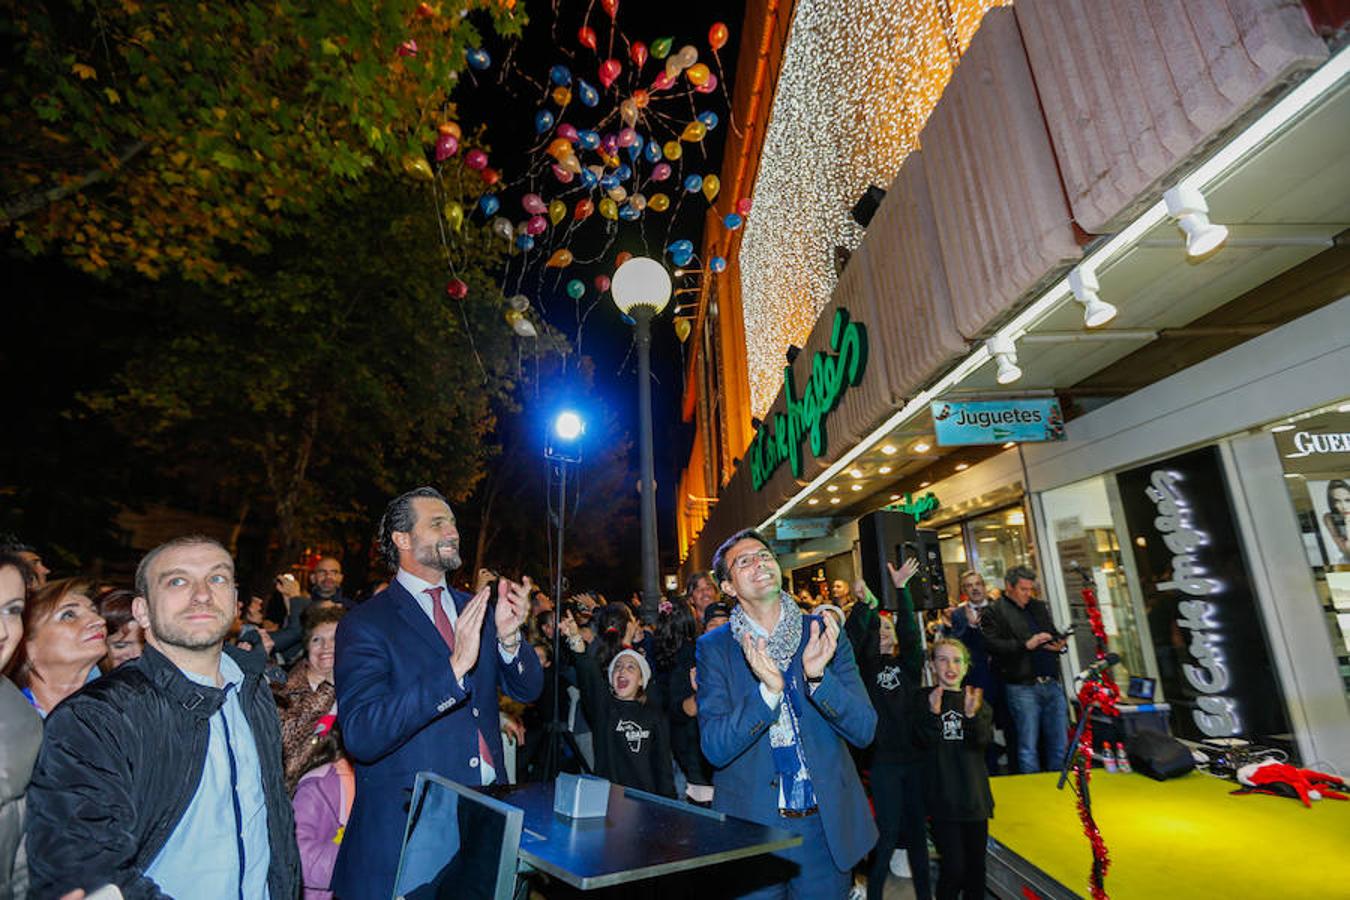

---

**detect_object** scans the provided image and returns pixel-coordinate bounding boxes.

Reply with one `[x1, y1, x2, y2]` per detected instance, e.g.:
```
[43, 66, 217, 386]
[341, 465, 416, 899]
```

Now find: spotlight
[1067, 266, 1117, 328]
[850, 185, 887, 228]
[985, 334, 1022, 385]
[833, 245, 852, 277]
[1163, 185, 1228, 258]
[785, 344, 802, 364]
[554, 411, 584, 441]
[545, 409, 586, 463]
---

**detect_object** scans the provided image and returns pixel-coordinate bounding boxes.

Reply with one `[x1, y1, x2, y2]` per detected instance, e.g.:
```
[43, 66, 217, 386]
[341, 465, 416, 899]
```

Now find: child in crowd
[916, 638, 993, 900]
[292, 725, 353, 900]
[560, 613, 675, 797]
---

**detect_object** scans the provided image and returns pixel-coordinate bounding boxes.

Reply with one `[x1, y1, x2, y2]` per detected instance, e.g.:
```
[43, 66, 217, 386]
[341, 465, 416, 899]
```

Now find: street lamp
[611, 256, 672, 623]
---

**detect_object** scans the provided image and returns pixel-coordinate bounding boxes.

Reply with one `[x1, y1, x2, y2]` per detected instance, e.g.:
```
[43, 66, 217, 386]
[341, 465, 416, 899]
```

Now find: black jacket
[570, 647, 676, 798]
[980, 596, 1058, 685]
[915, 688, 994, 821]
[24, 643, 301, 899]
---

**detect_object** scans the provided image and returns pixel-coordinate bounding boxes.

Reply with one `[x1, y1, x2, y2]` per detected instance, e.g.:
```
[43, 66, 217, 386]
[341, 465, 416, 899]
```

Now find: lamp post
[611, 256, 672, 624]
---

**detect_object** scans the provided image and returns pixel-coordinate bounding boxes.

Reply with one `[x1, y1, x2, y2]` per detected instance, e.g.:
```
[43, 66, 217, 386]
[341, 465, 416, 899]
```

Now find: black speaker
[849, 185, 887, 228]
[1125, 728, 1195, 781]
[858, 510, 948, 611]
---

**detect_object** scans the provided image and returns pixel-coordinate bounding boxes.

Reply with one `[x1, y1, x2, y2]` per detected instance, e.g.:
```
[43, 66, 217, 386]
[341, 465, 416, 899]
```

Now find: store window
[1273, 399, 1350, 698]
[967, 505, 1031, 588]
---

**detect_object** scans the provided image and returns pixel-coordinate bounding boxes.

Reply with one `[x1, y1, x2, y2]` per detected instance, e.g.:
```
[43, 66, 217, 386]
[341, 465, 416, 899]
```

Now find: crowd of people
[0, 493, 1074, 900]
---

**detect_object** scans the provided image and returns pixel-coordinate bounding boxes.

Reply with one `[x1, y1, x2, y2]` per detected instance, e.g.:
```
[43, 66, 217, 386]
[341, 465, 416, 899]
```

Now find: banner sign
[749, 309, 868, 492]
[930, 398, 1065, 446]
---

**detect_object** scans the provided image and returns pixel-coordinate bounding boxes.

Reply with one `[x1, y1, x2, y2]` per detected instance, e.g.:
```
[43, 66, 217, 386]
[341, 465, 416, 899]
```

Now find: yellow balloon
[648, 193, 670, 212]
[599, 197, 619, 220]
[662, 140, 683, 161]
[559, 153, 582, 175]
[681, 121, 707, 142]
[548, 199, 567, 225]
[547, 137, 573, 160]
[552, 86, 572, 106]
[620, 98, 639, 127]
[686, 63, 711, 87]
[629, 193, 647, 211]
[402, 156, 433, 181]
[546, 248, 574, 268]
[674, 318, 692, 342]
[444, 201, 464, 232]
[701, 174, 720, 203]
[607, 185, 628, 204]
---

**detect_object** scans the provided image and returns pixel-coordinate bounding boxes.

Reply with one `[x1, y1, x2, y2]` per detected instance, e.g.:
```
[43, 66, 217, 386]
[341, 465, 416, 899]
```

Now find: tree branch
[1, 140, 148, 224]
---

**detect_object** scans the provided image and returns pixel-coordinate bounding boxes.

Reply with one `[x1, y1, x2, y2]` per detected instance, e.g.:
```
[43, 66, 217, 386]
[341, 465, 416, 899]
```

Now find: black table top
[482, 782, 801, 890]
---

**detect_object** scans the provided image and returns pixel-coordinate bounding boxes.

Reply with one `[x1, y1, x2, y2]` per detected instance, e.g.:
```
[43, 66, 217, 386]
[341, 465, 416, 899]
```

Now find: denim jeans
[1004, 680, 1068, 773]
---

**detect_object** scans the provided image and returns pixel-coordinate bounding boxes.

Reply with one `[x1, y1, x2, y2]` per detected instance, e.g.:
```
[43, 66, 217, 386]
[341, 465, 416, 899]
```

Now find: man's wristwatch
[805, 673, 824, 686]
[498, 632, 522, 651]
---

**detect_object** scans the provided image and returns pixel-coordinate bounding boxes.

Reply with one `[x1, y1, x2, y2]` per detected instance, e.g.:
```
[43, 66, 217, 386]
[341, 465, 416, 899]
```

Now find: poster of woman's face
[1309, 478, 1350, 567]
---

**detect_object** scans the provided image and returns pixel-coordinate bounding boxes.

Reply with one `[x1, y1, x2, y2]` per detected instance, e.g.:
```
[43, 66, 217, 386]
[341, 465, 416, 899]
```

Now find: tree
[1, 0, 524, 281]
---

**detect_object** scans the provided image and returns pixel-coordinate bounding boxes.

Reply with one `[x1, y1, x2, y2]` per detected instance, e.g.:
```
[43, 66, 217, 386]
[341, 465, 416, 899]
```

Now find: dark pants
[729, 809, 850, 899]
[866, 761, 930, 900]
[930, 819, 988, 900]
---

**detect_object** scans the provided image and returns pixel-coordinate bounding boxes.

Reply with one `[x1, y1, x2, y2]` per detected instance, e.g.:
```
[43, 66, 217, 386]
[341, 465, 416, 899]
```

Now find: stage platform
[987, 771, 1350, 899]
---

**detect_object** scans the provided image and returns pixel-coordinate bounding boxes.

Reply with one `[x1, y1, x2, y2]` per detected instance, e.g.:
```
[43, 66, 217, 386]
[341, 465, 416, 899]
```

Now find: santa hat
[608, 648, 651, 689]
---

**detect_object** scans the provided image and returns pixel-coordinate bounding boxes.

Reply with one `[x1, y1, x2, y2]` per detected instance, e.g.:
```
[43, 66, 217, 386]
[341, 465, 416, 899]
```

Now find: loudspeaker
[1124, 728, 1195, 781]
[858, 510, 948, 611]
[849, 185, 887, 228]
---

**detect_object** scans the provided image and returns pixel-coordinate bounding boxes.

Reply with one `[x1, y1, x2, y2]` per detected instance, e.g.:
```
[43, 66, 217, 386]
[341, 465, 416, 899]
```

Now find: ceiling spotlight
[955, 462, 970, 471]
[851, 483, 863, 492]
[1163, 185, 1229, 258]
[913, 441, 931, 453]
[826, 484, 839, 493]
[918, 481, 931, 488]
[808, 498, 819, 505]
[881, 444, 898, 455]
[1067, 265, 1117, 328]
[985, 334, 1022, 385]
[879, 465, 892, 474]
[830, 497, 841, 504]
[849, 468, 864, 478]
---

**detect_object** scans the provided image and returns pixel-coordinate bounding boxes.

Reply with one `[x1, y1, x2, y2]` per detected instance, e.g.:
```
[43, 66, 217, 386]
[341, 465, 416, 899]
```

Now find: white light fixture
[1067, 265, 1117, 328]
[830, 497, 841, 504]
[849, 468, 864, 478]
[808, 497, 819, 505]
[611, 257, 673, 314]
[850, 483, 863, 492]
[879, 465, 893, 474]
[912, 441, 931, 453]
[1163, 185, 1229, 258]
[826, 484, 839, 493]
[955, 462, 969, 471]
[918, 481, 931, 488]
[889, 494, 901, 501]
[881, 444, 898, 455]
[985, 334, 1022, 384]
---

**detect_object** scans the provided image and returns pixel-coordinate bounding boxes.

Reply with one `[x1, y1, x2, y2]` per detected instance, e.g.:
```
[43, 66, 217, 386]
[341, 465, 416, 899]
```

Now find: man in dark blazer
[697, 528, 877, 899]
[333, 486, 543, 899]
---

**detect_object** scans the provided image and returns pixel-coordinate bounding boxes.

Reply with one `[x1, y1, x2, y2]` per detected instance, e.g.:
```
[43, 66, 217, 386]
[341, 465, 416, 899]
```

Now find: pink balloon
[465, 149, 488, 170]
[557, 123, 579, 143]
[434, 133, 459, 161]
[651, 71, 675, 92]
[594, 274, 611, 292]
[618, 128, 638, 148]
[650, 162, 672, 182]
[525, 215, 548, 236]
[695, 73, 718, 94]
[522, 193, 547, 215]
[599, 58, 622, 89]
[551, 163, 575, 183]
[736, 197, 753, 215]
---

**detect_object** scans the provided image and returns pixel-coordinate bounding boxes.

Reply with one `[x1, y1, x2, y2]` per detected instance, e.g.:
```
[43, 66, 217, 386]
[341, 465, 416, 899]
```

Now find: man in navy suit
[333, 486, 543, 899]
[697, 528, 877, 899]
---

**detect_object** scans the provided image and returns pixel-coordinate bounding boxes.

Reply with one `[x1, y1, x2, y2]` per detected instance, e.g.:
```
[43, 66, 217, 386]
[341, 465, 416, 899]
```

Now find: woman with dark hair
[274, 603, 346, 792]
[96, 587, 144, 672]
[0, 552, 39, 897]
[589, 601, 641, 674]
[651, 599, 714, 805]
[15, 577, 106, 717]
[1324, 479, 1350, 563]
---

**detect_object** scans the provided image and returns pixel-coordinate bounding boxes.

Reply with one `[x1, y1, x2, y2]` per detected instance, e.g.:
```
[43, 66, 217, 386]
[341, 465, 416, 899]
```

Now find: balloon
[618, 203, 640, 221]
[445, 278, 468, 299]
[511, 315, 539, 338]
[618, 127, 638, 148]
[547, 137, 572, 160]
[466, 48, 490, 70]
[444, 201, 464, 232]
[683, 173, 703, 193]
[551, 163, 574, 183]
[667, 239, 694, 257]
[580, 167, 599, 189]
[558, 123, 579, 143]
[675, 319, 692, 342]
[616, 251, 633, 267]
[396, 39, 418, 58]
[600, 173, 620, 191]
[507, 294, 530, 312]
[686, 63, 711, 87]
[566, 279, 586, 300]
[709, 22, 729, 51]
[534, 109, 555, 134]
[648, 192, 670, 212]
[723, 212, 743, 230]
[479, 167, 500, 186]
[548, 199, 567, 225]
[629, 192, 647, 211]
[630, 41, 648, 68]
[594, 274, 611, 292]
[600, 0, 618, 18]
[695, 73, 717, 94]
[524, 215, 547, 236]
[599, 59, 622, 89]
[546, 249, 573, 268]
[698, 111, 720, 131]
[681, 121, 707, 142]
[551, 86, 572, 106]
[515, 221, 530, 236]
[574, 198, 594, 221]
[614, 163, 633, 181]
[651, 71, 676, 92]
[465, 149, 488, 170]
[736, 197, 753, 215]
[671, 248, 693, 267]
[663, 58, 683, 81]
[651, 37, 674, 59]
[560, 153, 582, 175]
[550, 65, 573, 86]
[650, 162, 672, 181]
[600, 132, 619, 155]
[662, 141, 682, 161]
[491, 216, 513, 241]
[402, 156, 433, 181]
[438, 121, 462, 139]
[577, 80, 599, 107]
[577, 129, 600, 150]
[599, 197, 618, 220]
[578, 26, 597, 50]
[607, 185, 628, 204]
[515, 234, 535, 251]
[677, 45, 698, 67]
[644, 139, 663, 163]
[632, 89, 650, 109]
[478, 194, 500, 216]
[522, 193, 546, 215]
[702, 174, 720, 202]
[434, 133, 459, 161]
[619, 99, 639, 128]
[710, 256, 728, 272]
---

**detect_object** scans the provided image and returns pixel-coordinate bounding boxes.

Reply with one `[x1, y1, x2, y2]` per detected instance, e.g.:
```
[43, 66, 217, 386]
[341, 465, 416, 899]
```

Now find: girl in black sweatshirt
[916, 637, 994, 900]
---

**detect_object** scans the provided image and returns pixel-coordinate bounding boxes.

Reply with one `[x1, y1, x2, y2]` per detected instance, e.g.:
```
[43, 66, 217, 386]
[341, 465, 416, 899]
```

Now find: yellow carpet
[989, 771, 1350, 899]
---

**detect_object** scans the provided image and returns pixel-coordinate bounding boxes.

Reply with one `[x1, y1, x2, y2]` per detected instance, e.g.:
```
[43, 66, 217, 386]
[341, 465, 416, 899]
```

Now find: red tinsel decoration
[1071, 579, 1123, 900]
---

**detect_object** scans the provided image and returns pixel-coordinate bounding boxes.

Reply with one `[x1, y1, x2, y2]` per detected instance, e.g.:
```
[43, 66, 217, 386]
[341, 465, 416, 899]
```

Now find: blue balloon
[599, 173, 620, 191]
[626, 142, 642, 162]
[466, 48, 491, 71]
[580, 168, 599, 189]
[577, 130, 601, 150]
[683, 174, 704, 193]
[723, 212, 743, 230]
[666, 239, 694, 256]
[549, 65, 573, 87]
[710, 256, 727, 272]
[479, 195, 500, 216]
[643, 138, 663, 163]
[698, 111, 720, 131]
[618, 203, 641, 221]
[515, 234, 535, 251]
[577, 79, 599, 108]
[671, 249, 694, 268]
[614, 164, 633, 182]
[534, 109, 555, 134]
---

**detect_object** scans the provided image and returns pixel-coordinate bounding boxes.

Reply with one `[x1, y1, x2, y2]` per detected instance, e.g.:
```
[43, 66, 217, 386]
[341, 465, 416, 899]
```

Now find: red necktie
[425, 586, 494, 773]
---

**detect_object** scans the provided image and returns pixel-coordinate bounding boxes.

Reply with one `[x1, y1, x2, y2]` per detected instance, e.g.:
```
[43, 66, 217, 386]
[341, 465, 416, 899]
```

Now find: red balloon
[600, 0, 618, 19]
[594, 274, 611, 292]
[479, 167, 501, 186]
[709, 22, 729, 51]
[574, 198, 595, 221]
[736, 197, 753, 215]
[578, 26, 597, 50]
[445, 278, 469, 300]
[598, 58, 622, 89]
[465, 149, 488, 170]
[615, 250, 633, 268]
[651, 71, 675, 92]
[434, 133, 459, 162]
[630, 41, 648, 68]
